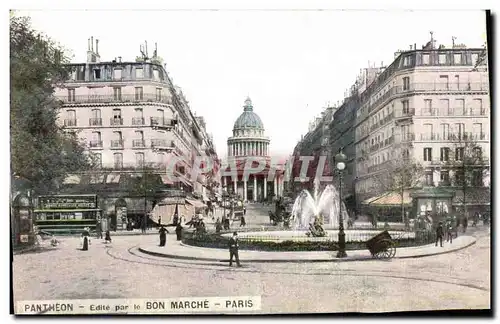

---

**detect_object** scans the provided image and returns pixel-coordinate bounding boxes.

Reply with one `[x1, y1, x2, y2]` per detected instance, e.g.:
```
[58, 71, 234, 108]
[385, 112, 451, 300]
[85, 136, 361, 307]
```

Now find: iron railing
[89, 140, 102, 148]
[110, 140, 124, 149]
[110, 118, 123, 126]
[131, 117, 145, 125]
[89, 118, 102, 126]
[63, 119, 77, 127]
[57, 93, 173, 105]
[132, 139, 146, 148]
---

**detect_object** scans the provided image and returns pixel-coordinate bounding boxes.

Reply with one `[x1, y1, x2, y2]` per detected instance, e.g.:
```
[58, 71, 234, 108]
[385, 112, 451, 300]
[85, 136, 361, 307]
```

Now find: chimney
[96, 39, 99, 54]
[410, 45, 413, 50]
[91, 36, 94, 51]
[414, 43, 417, 51]
[88, 38, 90, 51]
[118, 56, 122, 63]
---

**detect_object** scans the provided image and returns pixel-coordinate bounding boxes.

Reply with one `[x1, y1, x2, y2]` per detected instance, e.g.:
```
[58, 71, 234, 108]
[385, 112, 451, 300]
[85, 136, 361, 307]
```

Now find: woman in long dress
[159, 226, 167, 247]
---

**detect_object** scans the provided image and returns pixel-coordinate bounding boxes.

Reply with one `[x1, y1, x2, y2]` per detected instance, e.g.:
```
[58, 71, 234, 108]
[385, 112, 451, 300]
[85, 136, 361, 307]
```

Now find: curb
[137, 237, 476, 263]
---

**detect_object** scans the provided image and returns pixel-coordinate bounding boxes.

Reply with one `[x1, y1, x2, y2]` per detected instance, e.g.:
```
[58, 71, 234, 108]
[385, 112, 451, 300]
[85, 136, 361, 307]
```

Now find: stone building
[221, 97, 285, 201]
[53, 37, 220, 229]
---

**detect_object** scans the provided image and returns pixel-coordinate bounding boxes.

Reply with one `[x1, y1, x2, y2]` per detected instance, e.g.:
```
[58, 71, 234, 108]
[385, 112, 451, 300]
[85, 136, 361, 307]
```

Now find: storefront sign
[39, 196, 98, 210]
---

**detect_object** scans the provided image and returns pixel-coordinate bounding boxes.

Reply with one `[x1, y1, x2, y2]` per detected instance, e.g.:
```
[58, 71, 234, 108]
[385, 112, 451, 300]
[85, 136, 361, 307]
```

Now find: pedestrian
[175, 215, 184, 241]
[463, 216, 468, 233]
[82, 227, 91, 251]
[243, 206, 246, 216]
[215, 217, 222, 234]
[228, 231, 242, 267]
[446, 221, 453, 244]
[95, 221, 103, 239]
[435, 221, 444, 247]
[104, 230, 112, 244]
[159, 225, 167, 247]
[158, 216, 162, 227]
[240, 214, 246, 227]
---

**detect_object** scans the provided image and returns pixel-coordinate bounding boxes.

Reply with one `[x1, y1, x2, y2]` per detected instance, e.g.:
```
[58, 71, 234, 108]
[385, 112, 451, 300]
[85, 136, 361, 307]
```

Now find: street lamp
[335, 148, 347, 258]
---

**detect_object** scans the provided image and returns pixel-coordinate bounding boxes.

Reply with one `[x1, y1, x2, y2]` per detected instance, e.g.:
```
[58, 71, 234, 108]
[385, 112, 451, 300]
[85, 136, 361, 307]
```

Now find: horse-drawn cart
[366, 230, 396, 259]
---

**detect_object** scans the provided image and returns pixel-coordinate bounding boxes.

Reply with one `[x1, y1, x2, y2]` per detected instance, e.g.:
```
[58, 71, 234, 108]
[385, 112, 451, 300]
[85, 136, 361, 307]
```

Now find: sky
[18, 9, 487, 159]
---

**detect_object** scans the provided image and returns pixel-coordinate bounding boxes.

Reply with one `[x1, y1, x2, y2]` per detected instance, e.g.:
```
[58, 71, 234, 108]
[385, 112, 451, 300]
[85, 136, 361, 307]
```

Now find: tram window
[52, 213, 60, 220]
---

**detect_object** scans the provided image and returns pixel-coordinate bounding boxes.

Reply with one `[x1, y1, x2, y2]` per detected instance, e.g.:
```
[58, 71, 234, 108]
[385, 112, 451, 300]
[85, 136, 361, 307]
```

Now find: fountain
[291, 177, 348, 230]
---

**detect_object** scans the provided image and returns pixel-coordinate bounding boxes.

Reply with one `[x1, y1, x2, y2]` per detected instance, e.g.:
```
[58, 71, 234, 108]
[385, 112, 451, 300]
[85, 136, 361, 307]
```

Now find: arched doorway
[114, 198, 127, 231]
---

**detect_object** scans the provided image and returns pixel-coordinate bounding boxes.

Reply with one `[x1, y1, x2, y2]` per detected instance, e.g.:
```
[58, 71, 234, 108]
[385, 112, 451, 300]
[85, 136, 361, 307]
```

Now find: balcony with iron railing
[150, 117, 177, 129]
[151, 139, 175, 150]
[110, 118, 123, 126]
[132, 117, 145, 126]
[110, 140, 124, 149]
[58, 93, 173, 105]
[89, 118, 102, 126]
[89, 140, 103, 148]
[367, 161, 392, 174]
[359, 82, 489, 121]
[419, 133, 437, 141]
[64, 119, 77, 127]
[132, 139, 146, 148]
[383, 136, 394, 146]
[398, 133, 415, 143]
[394, 108, 415, 119]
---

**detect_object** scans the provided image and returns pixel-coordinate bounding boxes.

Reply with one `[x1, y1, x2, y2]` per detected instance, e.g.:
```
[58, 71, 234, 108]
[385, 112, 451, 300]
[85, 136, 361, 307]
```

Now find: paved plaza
[13, 204, 490, 313]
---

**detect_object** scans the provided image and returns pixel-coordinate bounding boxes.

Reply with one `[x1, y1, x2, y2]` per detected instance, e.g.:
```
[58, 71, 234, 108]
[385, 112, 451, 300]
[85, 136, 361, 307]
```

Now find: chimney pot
[96, 39, 99, 55]
[118, 56, 122, 62]
[91, 36, 94, 51]
[88, 38, 90, 51]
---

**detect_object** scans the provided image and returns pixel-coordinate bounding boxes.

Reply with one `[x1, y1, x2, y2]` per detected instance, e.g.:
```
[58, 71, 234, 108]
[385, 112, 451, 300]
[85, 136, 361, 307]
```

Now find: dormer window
[93, 69, 101, 80]
[113, 68, 122, 80]
[135, 68, 144, 79]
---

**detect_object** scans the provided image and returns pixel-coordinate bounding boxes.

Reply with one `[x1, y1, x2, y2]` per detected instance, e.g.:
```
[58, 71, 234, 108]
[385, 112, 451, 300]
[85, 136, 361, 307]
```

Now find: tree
[373, 156, 424, 222]
[10, 14, 93, 193]
[440, 135, 489, 219]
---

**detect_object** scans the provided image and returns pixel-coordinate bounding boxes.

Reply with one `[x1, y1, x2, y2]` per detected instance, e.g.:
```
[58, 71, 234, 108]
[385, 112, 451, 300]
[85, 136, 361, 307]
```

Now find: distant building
[222, 97, 284, 201]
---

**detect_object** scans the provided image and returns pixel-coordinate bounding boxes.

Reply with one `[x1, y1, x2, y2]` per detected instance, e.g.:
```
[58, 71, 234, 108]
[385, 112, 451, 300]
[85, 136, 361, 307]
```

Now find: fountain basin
[222, 230, 415, 243]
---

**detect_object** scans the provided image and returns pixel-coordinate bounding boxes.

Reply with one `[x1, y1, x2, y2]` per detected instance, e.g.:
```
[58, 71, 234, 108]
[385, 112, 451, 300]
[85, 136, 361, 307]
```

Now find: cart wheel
[378, 239, 395, 259]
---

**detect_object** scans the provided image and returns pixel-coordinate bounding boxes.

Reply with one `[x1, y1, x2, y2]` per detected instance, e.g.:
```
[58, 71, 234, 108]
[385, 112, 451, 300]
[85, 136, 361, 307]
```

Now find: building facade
[290, 38, 490, 216]
[354, 43, 490, 209]
[54, 38, 220, 227]
[222, 97, 284, 202]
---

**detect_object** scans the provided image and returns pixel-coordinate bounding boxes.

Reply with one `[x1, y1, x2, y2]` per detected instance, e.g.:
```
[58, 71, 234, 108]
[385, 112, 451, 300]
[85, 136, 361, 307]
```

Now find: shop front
[34, 195, 101, 235]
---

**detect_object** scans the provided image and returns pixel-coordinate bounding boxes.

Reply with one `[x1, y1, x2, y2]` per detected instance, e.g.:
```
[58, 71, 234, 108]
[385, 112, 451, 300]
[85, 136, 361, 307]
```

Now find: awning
[63, 175, 81, 184]
[106, 174, 121, 184]
[186, 199, 206, 209]
[89, 174, 105, 184]
[34, 209, 101, 213]
[452, 188, 491, 206]
[363, 191, 412, 206]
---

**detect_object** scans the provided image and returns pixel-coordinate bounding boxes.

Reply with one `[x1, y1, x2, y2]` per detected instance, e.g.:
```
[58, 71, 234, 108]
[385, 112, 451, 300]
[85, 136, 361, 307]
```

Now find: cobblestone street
[13, 203, 490, 313]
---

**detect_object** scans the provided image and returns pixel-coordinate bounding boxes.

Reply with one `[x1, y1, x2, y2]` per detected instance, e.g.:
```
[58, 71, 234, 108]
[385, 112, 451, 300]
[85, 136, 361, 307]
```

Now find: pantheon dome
[227, 97, 270, 157]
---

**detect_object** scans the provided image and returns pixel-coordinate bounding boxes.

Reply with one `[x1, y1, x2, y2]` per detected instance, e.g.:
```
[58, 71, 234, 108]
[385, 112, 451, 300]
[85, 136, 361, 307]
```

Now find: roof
[233, 97, 264, 130]
[362, 190, 412, 206]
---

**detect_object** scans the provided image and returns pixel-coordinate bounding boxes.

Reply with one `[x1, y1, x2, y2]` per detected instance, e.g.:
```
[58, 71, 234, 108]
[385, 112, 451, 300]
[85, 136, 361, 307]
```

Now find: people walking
[95, 222, 103, 239]
[228, 231, 242, 267]
[104, 230, 112, 244]
[215, 218, 222, 234]
[446, 221, 453, 244]
[240, 215, 246, 227]
[435, 222, 444, 247]
[175, 215, 184, 241]
[159, 225, 167, 247]
[81, 227, 91, 251]
[462, 216, 468, 233]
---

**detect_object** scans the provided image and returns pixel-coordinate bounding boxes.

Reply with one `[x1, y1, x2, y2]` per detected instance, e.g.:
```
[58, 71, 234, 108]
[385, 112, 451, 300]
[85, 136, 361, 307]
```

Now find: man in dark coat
[95, 222, 103, 239]
[435, 222, 444, 247]
[82, 228, 91, 251]
[159, 225, 167, 247]
[228, 231, 242, 267]
[175, 215, 184, 241]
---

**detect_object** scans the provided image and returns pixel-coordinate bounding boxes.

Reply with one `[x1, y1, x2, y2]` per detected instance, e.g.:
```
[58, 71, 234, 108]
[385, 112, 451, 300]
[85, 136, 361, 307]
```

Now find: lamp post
[335, 148, 347, 258]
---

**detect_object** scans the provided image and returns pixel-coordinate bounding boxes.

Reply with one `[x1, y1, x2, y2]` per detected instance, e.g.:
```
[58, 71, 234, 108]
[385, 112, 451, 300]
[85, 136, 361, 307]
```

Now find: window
[471, 53, 479, 66]
[403, 56, 410, 66]
[153, 69, 160, 81]
[425, 171, 434, 186]
[113, 109, 121, 119]
[402, 100, 409, 113]
[455, 147, 464, 161]
[440, 99, 450, 115]
[454, 99, 465, 115]
[156, 88, 162, 101]
[473, 147, 482, 159]
[113, 87, 122, 100]
[135, 68, 144, 79]
[91, 109, 101, 119]
[472, 123, 483, 140]
[66, 110, 76, 122]
[423, 147, 432, 161]
[157, 153, 166, 165]
[472, 170, 483, 186]
[454, 54, 462, 64]
[68, 89, 75, 102]
[93, 69, 101, 79]
[440, 147, 450, 161]
[440, 170, 450, 184]
[422, 54, 430, 65]
[439, 75, 449, 90]
[113, 68, 122, 80]
[473, 99, 483, 115]
[113, 153, 123, 168]
[135, 87, 144, 100]
[455, 170, 465, 186]
[424, 99, 433, 114]
[438, 53, 447, 64]
[441, 123, 449, 140]
[454, 75, 460, 90]
[157, 109, 165, 119]
[402, 77, 410, 90]
[135, 152, 145, 166]
[93, 153, 102, 168]
[455, 123, 465, 139]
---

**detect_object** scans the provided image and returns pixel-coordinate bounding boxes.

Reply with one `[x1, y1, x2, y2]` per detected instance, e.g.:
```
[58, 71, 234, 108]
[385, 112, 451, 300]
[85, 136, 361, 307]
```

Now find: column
[274, 177, 277, 197]
[260, 142, 263, 156]
[233, 178, 237, 194]
[243, 178, 247, 201]
[253, 175, 257, 201]
[251, 142, 254, 156]
[263, 179, 267, 199]
[222, 176, 226, 188]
